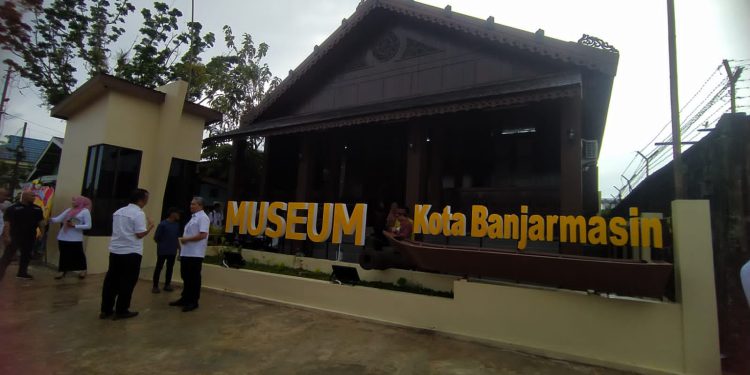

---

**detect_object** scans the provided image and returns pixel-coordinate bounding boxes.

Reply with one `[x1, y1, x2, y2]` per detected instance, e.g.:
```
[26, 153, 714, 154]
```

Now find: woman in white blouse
[51, 196, 92, 279]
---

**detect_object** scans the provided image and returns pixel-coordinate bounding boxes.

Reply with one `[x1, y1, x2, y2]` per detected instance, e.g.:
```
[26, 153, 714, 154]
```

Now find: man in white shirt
[170, 196, 209, 312]
[100, 189, 154, 320]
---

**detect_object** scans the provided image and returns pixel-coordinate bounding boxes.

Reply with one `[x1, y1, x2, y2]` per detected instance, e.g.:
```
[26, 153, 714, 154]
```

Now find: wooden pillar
[228, 137, 247, 201]
[295, 135, 313, 201]
[338, 150, 347, 201]
[427, 127, 444, 207]
[405, 125, 426, 211]
[559, 95, 583, 254]
[259, 137, 271, 200]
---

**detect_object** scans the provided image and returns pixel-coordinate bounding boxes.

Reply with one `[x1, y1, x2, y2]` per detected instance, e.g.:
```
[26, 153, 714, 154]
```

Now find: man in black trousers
[100, 189, 154, 320]
[170, 197, 209, 312]
[1, 190, 45, 280]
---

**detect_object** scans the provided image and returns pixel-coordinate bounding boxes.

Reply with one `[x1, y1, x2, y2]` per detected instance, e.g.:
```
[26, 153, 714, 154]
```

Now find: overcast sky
[1, 0, 748, 199]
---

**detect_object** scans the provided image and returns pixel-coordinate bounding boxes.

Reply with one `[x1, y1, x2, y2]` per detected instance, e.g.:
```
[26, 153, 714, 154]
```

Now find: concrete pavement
[0, 264, 631, 375]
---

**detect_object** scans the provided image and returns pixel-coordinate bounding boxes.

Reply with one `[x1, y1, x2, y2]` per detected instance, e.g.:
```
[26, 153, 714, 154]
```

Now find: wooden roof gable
[239, 0, 619, 131]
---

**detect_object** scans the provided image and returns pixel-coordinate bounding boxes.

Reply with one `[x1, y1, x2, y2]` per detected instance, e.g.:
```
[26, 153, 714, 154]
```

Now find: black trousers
[0, 239, 34, 279]
[153, 254, 176, 288]
[58, 240, 87, 272]
[101, 253, 142, 314]
[180, 256, 203, 305]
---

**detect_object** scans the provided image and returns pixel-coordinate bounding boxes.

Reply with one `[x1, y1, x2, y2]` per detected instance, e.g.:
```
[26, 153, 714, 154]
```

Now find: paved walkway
[0, 264, 631, 375]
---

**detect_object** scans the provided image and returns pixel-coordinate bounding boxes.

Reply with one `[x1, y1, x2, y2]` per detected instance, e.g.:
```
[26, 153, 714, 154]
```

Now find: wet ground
[0, 264, 632, 375]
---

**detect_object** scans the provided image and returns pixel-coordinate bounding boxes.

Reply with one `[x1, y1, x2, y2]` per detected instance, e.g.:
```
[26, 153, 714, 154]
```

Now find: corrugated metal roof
[0, 135, 49, 164]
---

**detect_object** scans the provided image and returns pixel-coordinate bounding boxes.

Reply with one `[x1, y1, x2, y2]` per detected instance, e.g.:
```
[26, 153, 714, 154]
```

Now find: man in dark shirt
[1, 190, 45, 280]
[152, 207, 181, 293]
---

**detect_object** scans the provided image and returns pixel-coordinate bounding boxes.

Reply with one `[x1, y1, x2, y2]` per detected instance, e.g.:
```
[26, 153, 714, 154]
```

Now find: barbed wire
[618, 76, 727, 183]
[632, 65, 724, 157]
[609, 62, 741, 203]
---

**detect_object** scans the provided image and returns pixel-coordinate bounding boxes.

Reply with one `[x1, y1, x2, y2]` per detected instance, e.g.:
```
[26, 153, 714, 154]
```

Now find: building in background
[26, 136, 64, 184]
[0, 134, 48, 188]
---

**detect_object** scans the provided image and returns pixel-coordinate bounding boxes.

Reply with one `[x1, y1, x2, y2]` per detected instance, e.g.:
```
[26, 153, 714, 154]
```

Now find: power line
[3, 113, 65, 135]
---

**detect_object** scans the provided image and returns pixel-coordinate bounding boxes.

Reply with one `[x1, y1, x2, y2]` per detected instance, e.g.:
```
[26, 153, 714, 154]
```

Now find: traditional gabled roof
[51, 74, 223, 126]
[239, 0, 619, 129]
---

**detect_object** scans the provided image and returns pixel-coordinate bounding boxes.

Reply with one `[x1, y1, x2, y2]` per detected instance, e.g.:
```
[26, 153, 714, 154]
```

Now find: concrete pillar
[142, 80, 188, 268]
[671, 200, 721, 374]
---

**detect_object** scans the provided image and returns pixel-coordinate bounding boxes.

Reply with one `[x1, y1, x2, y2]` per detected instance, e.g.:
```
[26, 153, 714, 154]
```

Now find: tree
[0, 0, 215, 107]
[114, 3, 215, 94]
[201, 26, 281, 141]
[0, 0, 134, 106]
[2, 1, 280, 144]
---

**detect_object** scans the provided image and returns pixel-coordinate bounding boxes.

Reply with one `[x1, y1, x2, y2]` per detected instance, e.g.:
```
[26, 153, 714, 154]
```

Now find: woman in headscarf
[50, 196, 92, 279]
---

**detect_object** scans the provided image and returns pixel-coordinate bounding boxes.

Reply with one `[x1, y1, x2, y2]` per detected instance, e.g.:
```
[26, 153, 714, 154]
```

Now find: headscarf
[65, 196, 92, 222]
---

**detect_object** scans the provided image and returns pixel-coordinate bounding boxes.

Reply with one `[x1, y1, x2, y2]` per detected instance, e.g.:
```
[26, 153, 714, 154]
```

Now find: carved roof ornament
[372, 31, 400, 62]
[578, 34, 619, 54]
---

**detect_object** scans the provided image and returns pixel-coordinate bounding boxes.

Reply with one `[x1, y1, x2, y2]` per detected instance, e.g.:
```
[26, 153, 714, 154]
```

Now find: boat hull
[383, 232, 673, 299]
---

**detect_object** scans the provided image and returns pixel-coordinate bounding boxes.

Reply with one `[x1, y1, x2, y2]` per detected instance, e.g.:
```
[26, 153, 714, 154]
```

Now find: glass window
[161, 158, 198, 226]
[81, 144, 143, 236]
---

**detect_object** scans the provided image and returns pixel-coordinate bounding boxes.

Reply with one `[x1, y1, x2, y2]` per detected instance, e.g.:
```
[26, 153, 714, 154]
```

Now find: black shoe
[169, 299, 185, 306]
[99, 311, 114, 319]
[182, 304, 199, 312]
[151, 287, 160, 293]
[16, 274, 33, 280]
[113, 311, 139, 320]
[163, 285, 174, 292]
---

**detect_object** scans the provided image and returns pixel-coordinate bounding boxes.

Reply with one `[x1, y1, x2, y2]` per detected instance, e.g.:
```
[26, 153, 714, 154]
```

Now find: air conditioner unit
[582, 139, 598, 160]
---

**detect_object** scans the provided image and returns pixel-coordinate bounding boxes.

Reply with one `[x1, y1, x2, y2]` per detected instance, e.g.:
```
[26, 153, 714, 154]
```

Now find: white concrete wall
[156, 200, 720, 374]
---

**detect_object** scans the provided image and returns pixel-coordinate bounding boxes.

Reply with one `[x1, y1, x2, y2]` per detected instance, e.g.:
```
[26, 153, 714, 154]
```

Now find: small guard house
[218, 0, 619, 248]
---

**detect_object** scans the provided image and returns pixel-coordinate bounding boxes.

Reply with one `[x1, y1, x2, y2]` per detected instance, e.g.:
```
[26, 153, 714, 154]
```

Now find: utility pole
[0, 66, 12, 136]
[667, 0, 684, 199]
[722, 59, 745, 114]
[12, 122, 27, 189]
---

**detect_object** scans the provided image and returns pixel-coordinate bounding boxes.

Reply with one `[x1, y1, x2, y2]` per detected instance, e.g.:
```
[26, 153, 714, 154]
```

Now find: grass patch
[203, 254, 453, 298]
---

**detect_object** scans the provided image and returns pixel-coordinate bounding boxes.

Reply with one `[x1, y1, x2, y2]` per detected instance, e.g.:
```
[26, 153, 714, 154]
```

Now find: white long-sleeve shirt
[51, 208, 92, 242]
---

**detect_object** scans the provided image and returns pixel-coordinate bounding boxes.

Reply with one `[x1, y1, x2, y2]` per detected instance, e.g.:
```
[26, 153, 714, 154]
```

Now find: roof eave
[51, 74, 223, 127]
[51, 74, 165, 120]
[183, 101, 223, 127]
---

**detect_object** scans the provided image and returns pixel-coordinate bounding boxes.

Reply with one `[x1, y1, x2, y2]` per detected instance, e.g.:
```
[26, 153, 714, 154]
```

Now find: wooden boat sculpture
[381, 231, 673, 299]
